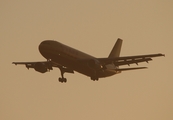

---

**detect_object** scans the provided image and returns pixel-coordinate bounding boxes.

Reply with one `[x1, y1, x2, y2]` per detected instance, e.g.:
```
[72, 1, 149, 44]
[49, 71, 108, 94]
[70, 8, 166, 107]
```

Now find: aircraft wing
[98, 53, 165, 66]
[12, 61, 74, 73]
[12, 61, 51, 68]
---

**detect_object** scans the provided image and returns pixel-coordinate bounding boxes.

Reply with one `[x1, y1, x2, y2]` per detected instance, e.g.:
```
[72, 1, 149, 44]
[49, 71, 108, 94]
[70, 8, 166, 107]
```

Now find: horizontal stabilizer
[114, 67, 147, 71]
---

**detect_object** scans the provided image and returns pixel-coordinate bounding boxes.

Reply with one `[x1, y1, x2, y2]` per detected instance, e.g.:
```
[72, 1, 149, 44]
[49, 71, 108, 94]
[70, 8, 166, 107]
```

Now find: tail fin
[108, 38, 123, 58]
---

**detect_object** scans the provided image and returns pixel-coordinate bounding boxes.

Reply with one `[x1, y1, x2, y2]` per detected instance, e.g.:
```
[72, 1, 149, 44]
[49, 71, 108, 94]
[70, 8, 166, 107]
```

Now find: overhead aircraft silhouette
[13, 38, 164, 83]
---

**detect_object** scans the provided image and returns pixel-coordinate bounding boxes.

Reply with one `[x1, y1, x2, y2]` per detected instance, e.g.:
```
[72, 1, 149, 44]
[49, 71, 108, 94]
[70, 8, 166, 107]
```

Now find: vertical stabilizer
[108, 38, 123, 58]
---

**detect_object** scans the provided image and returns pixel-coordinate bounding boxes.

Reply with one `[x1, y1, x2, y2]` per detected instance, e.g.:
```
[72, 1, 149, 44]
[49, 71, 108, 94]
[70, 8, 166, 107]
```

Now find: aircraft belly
[52, 57, 116, 78]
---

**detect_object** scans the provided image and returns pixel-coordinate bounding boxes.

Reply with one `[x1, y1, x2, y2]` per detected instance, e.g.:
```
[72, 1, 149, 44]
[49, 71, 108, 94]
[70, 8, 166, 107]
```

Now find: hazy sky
[1, 1, 173, 120]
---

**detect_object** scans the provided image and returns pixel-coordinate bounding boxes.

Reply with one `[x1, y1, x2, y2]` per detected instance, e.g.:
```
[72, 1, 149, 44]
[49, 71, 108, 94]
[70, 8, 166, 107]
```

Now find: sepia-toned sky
[1, 0, 173, 120]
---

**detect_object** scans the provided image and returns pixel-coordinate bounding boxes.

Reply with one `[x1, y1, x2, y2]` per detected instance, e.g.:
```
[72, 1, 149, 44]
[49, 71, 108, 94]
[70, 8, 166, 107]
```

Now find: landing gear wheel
[59, 78, 63, 83]
[58, 77, 67, 83]
[90, 70, 99, 81]
[64, 78, 67, 83]
[91, 76, 99, 81]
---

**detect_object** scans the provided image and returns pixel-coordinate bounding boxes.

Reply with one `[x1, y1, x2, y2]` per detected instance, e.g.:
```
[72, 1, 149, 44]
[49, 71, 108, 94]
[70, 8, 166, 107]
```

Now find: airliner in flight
[13, 38, 164, 83]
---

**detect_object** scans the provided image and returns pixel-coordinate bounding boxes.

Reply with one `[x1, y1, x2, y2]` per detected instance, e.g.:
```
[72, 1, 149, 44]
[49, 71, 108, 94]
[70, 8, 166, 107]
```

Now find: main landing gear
[59, 77, 67, 83]
[90, 71, 99, 81]
[90, 76, 99, 81]
[58, 68, 67, 83]
[57, 66, 74, 83]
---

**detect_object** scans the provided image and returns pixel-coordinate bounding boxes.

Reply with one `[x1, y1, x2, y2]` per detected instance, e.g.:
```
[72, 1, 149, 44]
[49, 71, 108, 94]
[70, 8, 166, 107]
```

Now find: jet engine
[34, 62, 49, 73]
[88, 59, 103, 70]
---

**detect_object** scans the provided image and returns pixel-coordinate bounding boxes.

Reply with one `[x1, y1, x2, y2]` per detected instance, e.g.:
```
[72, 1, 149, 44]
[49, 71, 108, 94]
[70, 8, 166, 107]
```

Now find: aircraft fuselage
[39, 40, 116, 78]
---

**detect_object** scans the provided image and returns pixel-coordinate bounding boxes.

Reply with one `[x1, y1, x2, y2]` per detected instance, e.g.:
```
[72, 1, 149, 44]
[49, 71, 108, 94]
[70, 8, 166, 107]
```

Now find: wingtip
[158, 53, 165, 57]
[12, 62, 17, 65]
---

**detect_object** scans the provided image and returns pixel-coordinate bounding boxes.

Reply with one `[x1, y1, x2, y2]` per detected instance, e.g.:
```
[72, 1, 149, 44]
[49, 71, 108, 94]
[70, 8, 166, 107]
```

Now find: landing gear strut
[58, 68, 67, 83]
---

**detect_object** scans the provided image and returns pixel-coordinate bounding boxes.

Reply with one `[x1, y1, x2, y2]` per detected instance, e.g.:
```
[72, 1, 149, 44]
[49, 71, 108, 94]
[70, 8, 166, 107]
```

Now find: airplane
[13, 38, 164, 83]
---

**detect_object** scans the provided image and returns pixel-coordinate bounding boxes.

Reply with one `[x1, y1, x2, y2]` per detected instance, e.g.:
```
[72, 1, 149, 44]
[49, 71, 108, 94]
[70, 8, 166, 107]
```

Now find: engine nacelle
[34, 62, 48, 73]
[88, 59, 103, 70]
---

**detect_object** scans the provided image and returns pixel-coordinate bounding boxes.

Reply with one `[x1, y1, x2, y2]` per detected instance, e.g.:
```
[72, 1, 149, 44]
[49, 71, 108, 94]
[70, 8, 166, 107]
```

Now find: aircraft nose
[39, 40, 53, 59]
[39, 41, 46, 50]
[39, 40, 57, 51]
[39, 40, 51, 52]
[40, 40, 51, 46]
